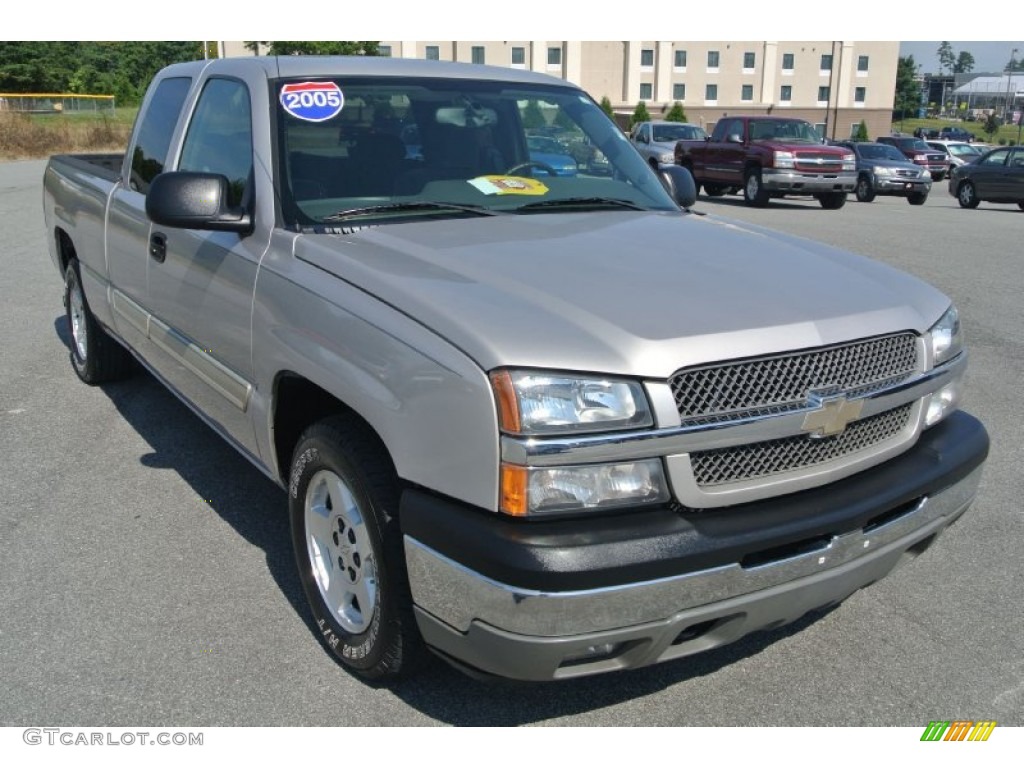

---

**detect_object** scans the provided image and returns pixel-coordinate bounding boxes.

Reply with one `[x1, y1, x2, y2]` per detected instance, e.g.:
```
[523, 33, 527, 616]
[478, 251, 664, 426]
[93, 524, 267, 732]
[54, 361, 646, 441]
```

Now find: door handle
[149, 232, 166, 263]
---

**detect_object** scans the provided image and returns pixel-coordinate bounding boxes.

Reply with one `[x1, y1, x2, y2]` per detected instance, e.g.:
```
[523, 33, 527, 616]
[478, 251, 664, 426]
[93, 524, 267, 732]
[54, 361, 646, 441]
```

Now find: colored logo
[920, 720, 997, 742]
[280, 82, 344, 123]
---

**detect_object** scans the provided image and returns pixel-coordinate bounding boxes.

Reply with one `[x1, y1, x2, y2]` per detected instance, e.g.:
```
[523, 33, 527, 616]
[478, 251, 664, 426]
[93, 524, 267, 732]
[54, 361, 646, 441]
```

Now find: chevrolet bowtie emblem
[801, 396, 863, 438]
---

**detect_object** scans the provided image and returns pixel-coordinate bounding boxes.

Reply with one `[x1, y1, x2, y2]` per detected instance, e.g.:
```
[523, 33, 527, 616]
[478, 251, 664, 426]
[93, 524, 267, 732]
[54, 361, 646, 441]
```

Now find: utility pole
[1006, 48, 1018, 122]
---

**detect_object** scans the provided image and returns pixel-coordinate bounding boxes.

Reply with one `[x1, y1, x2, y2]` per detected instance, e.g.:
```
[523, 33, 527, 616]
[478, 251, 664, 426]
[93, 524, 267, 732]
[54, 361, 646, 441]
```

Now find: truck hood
[294, 211, 950, 377]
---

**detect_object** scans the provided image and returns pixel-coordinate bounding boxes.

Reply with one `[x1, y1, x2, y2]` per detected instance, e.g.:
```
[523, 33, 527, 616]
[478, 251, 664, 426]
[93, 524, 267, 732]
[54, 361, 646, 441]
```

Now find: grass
[0, 107, 138, 160]
[891, 115, 1023, 145]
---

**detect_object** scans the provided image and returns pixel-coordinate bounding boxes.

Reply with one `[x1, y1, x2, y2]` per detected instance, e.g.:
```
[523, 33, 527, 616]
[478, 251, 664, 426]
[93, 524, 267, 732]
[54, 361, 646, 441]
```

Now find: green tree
[983, 111, 1000, 141]
[630, 100, 651, 129]
[937, 42, 955, 75]
[521, 99, 547, 130]
[854, 120, 869, 141]
[954, 51, 975, 74]
[894, 55, 921, 128]
[664, 101, 687, 122]
[599, 96, 615, 119]
[265, 42, 379, 56]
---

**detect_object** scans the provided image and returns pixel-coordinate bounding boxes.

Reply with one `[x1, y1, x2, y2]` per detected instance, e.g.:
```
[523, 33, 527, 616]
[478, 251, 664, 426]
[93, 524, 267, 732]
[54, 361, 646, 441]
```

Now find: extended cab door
[144, 74, 268, 456]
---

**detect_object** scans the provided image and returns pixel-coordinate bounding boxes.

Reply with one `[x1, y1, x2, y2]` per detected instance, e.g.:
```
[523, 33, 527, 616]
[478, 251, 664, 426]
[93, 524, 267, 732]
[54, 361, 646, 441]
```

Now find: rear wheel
[64, 259, 134, 385]
[957, 181, 979, 209]
[907, 192, 928, 206]
[289, 415, 425, 682]
[818, 192, 847, 210]
[743, 170, 769, 207]
[855, 175, 876, 203]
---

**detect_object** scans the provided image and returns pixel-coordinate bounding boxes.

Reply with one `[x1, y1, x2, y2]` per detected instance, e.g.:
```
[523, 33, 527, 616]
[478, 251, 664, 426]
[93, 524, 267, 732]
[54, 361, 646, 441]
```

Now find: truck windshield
[274, 76, 678, 227]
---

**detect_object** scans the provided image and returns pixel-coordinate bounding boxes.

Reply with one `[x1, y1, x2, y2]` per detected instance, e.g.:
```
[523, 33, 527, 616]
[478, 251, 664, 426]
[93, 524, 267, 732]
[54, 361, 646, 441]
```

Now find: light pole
[1006, 48, 1018, 122]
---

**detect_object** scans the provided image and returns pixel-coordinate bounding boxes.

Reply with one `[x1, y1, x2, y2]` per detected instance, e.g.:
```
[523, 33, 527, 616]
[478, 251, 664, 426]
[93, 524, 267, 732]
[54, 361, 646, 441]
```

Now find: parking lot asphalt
[1, 158, 1022, 727]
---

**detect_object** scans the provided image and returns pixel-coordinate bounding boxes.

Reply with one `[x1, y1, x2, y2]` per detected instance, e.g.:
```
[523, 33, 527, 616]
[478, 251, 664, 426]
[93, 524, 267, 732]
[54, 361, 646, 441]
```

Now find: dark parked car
[836, 141, 931, 204]
[876, 136, 949, 180]
[939, 126, 975, 143]
[948, 146, 1024, 209]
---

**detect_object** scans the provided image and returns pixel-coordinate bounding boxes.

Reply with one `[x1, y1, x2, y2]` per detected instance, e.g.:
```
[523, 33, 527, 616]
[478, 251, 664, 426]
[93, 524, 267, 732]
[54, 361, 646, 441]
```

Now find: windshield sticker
[280, 82, 344, 122]
[468, 176, 549, 196]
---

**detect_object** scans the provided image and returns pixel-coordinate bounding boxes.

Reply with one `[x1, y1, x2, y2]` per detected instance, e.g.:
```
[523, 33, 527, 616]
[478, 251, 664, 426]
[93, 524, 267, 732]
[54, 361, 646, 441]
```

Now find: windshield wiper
[323, 202, 499, 222]
[513, 197, 647, 213]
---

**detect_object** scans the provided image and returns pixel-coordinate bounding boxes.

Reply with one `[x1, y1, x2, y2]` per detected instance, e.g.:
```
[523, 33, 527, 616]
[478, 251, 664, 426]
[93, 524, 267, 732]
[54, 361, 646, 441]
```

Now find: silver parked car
[630, 120, 707, 170]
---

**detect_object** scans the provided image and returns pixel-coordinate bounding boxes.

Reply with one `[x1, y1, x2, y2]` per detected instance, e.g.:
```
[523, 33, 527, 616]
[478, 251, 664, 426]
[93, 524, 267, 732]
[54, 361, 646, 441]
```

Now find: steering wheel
[505, 161, 559, 177]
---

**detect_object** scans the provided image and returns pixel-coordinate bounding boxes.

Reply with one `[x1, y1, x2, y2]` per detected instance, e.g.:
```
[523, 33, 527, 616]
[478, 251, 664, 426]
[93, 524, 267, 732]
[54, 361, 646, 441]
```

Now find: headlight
[659, 153, 675, 164]
[490, 370, 653, 435]
[774, 150, 796, 169]
[842, 153, 856, 171]
[929, 305, 963, 367]
[500, 460, 670, 517]
[874, 166, 894, 176]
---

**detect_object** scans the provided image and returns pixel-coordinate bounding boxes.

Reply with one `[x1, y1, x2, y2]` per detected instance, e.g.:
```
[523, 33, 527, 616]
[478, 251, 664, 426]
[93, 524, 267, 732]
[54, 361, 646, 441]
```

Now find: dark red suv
[876, 136, 949, 180]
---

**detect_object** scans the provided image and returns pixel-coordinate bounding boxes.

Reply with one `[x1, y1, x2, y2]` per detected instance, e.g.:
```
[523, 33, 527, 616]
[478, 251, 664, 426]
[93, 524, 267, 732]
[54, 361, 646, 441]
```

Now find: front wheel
[64, 259, 134, 385]
[957, 181, 980, 209]
[743, 170, 769, 207]
[907, 192, 928, 206]
[855, 176, 876, 203]
[818, 192, 847, 210]
[289, 416, 424, 682]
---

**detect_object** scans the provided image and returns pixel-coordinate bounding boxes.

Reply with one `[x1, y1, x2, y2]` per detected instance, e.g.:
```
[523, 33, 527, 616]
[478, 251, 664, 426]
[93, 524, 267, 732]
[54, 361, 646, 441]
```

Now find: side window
[982, 149, 1009, 167]
[178, 78, 253, 207]
[639, 124, 650, 142]
[129, 77, 191, 194]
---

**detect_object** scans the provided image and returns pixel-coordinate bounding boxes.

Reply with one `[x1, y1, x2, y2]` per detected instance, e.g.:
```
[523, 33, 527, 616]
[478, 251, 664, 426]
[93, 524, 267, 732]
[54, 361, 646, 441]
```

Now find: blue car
[525, 134, 578, 176]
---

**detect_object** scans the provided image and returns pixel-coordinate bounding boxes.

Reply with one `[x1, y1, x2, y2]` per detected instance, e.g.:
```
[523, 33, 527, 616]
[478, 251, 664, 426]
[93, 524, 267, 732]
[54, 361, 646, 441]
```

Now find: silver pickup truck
[43, 56, 988, 683]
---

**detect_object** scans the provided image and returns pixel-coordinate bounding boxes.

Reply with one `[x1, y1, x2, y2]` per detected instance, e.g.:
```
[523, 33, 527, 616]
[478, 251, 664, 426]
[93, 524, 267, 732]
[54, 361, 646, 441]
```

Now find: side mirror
[146, 172, 252, 234]
[660, 165, 698, 209]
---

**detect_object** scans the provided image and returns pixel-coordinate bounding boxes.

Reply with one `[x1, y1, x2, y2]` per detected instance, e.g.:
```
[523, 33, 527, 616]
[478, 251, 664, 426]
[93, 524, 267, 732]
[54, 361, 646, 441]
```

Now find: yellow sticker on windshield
[468, 176, 549, 195]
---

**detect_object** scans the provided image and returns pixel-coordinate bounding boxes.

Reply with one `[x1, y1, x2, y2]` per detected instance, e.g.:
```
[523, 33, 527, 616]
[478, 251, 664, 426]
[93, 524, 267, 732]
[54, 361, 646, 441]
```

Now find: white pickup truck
[43, 55, 988, 683]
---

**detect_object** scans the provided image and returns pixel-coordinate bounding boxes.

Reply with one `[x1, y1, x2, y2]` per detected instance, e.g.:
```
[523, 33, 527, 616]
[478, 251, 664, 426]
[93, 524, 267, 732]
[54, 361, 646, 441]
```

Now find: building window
[471, 46, 485, 65]
[705, 84, 718, 102]
[510, 47, 525, 65]
[641, 49, 654, 68]
[379, 45, 392, 58]
[639, 83, 653, 100]
[780, 85, 792, 102]
[741, 84, 754, 102]
[673, 83, 686, 100]
[707, 50, 720, 70]
[547, 46, 562, 66]
[782, 52, 794, 71]
[743, 52, 755, 70]
[820, 54, 833, 72]
[855, 87, 866, 104]
[818, 86, 830, 103]
[857, 55, 869, 72]
[674, 50, 687, 68]
[425, 45, 440, 61]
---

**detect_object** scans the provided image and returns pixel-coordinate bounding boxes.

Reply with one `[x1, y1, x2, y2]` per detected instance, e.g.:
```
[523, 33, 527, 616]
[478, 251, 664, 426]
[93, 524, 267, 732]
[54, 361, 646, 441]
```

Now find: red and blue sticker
[280, 81, 344, 122]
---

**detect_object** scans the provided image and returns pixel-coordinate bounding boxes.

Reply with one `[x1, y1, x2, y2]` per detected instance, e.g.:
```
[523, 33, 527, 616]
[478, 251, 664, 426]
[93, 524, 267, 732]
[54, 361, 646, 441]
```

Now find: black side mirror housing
[146, 172, 252, 234]
[660, 165, 698, 209]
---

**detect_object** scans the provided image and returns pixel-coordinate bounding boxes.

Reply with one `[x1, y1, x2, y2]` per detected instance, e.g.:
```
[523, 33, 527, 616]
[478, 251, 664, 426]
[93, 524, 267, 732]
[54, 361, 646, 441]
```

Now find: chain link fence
[0, 93, 115, 114]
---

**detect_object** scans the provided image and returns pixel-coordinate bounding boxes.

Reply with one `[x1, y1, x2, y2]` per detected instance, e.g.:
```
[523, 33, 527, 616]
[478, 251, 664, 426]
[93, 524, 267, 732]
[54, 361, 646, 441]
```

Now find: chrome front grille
[690, 404, 914, 487]
[669, 333, 918, 425]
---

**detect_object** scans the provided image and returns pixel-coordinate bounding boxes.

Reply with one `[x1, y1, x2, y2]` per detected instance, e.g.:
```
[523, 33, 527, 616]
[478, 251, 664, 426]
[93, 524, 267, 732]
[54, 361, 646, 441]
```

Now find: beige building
[222, 40, 899, 139]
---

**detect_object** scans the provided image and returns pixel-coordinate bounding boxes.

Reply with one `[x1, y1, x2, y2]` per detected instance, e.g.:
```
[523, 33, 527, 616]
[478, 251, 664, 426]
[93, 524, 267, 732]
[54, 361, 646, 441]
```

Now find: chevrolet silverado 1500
[43, 56, 988, 683]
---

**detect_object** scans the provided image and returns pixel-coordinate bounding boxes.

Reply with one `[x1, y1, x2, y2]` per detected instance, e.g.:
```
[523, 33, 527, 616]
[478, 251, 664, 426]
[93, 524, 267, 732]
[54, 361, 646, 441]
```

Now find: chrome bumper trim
[405, 466, 981, 638]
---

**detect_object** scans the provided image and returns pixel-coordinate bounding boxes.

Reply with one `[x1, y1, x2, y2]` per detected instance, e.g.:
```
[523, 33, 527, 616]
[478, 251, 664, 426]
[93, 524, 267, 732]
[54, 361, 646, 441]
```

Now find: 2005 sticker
[280, 82, 344, 122]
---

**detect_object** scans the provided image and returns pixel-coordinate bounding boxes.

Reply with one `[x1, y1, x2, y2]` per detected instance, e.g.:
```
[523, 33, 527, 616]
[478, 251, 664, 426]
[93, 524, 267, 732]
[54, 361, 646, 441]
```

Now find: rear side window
[129, 77, 192, 194]
[178, 78, 253, 207]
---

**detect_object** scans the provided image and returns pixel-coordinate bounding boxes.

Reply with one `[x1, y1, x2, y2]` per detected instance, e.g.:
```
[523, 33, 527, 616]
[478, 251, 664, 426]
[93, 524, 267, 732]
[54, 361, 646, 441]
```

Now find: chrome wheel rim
[305, 469, 377, 634]
[746, 175, 758, 199]
[68, 277, 88, 361]
[857, 179, 869, 199]
[959, 184, 973, 206]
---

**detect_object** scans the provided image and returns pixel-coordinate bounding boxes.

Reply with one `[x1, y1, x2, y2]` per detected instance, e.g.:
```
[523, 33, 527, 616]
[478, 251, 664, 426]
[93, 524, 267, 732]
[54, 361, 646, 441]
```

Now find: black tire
[907, 192, 928, 206]
[64, 259, 134, 385]
[818, 192, 847, 210]
[854, 175, 876, 203]
[289, 415, 424, 682]
[957, 180, 980, 209]
[1018, 202, 1023, 211]
[743, 169, 769, 207]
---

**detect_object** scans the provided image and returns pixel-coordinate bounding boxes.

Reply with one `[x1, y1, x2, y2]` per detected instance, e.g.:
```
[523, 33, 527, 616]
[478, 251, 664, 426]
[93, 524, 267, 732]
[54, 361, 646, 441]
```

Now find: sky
[899, 42, 1021, 75]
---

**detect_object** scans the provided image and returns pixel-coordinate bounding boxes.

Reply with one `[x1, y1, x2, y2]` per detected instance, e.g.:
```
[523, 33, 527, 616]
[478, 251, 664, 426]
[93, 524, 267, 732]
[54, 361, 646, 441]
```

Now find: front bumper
[875, 175, 932, 195]
[761, 169, 856, 194]
[402, 412, 987, 680]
